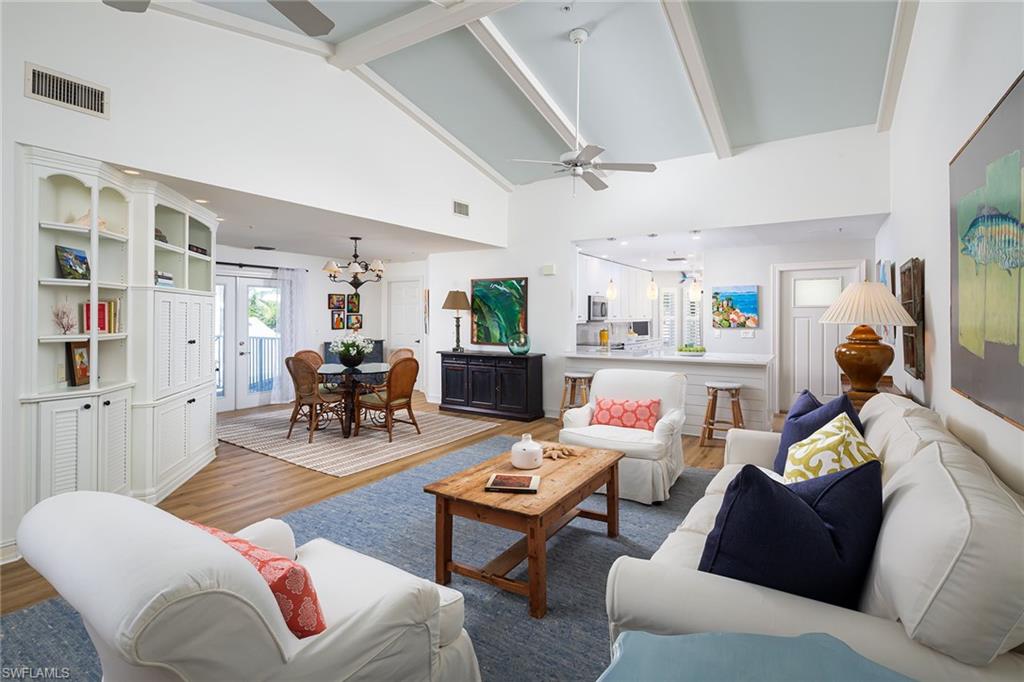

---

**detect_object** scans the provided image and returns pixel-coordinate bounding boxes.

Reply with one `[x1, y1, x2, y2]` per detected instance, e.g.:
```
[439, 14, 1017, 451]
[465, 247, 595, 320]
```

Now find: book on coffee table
[485, 473, 540, 494]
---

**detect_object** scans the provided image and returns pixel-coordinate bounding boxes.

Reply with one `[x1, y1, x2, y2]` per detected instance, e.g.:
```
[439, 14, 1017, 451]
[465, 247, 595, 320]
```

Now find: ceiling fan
[102, 0, 335, 38]
[512, 28, 656, 194]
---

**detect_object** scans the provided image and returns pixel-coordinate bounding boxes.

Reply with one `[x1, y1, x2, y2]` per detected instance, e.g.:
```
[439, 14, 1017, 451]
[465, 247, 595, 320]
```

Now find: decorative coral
[52, 301, 77, 335]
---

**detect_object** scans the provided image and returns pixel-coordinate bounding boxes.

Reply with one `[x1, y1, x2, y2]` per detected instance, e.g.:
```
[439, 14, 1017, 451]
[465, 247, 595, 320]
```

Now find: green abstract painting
[471, 277, 527, 345]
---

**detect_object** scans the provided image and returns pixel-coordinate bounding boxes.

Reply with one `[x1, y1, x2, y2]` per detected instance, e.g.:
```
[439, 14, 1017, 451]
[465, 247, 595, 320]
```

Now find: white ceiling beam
[329, 1, 519, 71]
[876, 0, 919, 132]
[466, 17, 581, 151]
[353, 65, 514, 192]
[149, 0, 332, 58]
[660, 1, 732, 159]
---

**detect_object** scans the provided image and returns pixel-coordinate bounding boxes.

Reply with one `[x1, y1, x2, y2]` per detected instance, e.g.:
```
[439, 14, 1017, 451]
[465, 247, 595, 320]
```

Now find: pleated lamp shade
[820, 282, 916, 326]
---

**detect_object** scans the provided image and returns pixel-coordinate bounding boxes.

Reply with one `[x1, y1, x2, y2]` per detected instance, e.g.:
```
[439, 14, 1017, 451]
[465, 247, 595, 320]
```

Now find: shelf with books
[154, 240, 185, 254]
[154, 204, 186, 250]
[97, 333, 128, 342]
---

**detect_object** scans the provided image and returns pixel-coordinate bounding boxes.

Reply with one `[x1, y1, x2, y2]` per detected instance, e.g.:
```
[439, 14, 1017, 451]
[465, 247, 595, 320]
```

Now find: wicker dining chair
[294, 349, 324, 369]
[386, 348, 415, 365]
[285, 356, 345, 443]
[353, 357, 420, 442]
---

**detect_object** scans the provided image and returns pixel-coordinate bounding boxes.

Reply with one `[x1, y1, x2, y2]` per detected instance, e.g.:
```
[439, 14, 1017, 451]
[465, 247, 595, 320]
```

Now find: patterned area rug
[0, 436, 715, 682]
[216, 407, 498, 477]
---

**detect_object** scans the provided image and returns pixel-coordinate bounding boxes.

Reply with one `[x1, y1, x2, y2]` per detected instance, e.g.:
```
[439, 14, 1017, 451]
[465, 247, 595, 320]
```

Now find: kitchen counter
[565, 350, 776, 435]
[566, 349, 774, 366]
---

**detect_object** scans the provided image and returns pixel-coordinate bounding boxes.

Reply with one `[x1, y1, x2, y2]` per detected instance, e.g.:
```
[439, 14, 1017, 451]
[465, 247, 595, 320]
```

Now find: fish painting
[960, 205, 1024, 274]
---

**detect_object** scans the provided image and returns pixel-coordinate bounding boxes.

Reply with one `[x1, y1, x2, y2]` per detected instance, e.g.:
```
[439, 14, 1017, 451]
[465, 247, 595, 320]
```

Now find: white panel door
[387, 279, 423, 370]
[779, 266, 858, 410]
[98, 388, 131, 494]
[198, 297, 215, 384]
[215, 276, 236, 412]
[155, 398, 188, 478]
[154, 292, 175, 398]
[187, 389, 216, 458]
[185, 297, 202, 386]
[170, 295, 190, 396]
[38, 397, 95, 498]
[235, 278, 281, 410]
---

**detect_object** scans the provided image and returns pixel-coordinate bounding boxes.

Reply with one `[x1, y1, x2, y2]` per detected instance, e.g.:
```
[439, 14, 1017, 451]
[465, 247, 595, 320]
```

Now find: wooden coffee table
[423, 442, 624, 618]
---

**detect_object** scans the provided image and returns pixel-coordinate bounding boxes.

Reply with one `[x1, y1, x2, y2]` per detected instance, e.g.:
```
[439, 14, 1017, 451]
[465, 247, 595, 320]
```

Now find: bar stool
[560, 371, 594, 423]
[699, 381, 745, 446]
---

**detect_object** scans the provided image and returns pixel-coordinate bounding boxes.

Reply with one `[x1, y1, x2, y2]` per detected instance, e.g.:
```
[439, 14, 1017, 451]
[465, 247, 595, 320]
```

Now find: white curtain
[271, 267, 308, 404]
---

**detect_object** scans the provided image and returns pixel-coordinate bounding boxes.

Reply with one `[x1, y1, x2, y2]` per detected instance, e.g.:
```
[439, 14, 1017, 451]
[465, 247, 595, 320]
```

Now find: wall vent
[452, 200, 470, 218]
[24, 63, 110, 119]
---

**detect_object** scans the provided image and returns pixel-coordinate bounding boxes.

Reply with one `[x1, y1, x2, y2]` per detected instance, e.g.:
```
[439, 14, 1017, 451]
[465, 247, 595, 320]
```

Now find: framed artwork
[346, 293, 360, 313]
[328, 293, 345, 309]
[900, 258, 926, 380]
[949, 71, 1023, 429]
[55, 245, 90, 280]
[423, 288, 430, 334]
[65, 341, 90, 387]
[471, 277, 527, 345]
[711, 285, 760, 328]
[330, 310, 346, 330]
[876, 260, 897, 344]
[346, 313, 363, 331]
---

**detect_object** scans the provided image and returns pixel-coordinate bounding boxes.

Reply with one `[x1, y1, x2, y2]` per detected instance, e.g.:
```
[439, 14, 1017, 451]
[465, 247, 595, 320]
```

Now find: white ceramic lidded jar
[510, 434, 543, 469]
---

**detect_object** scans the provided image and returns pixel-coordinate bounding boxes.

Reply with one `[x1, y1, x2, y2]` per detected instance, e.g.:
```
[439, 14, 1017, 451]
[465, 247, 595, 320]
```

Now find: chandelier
[322, 237, 384, 290]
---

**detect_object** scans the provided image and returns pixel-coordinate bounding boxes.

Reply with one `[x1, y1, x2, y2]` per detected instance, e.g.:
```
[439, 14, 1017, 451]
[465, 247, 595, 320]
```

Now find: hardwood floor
[1, 393, 723, 615]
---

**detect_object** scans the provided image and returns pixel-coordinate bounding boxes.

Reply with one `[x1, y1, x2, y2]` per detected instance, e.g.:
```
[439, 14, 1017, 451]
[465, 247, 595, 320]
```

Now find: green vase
[507, 332, 531, 355]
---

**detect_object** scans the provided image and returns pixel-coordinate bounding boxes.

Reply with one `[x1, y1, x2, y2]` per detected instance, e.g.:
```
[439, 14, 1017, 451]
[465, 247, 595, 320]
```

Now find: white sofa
[559, 369, 686, 504]
[17, 492, 480, 682]
[606, 394, 1024, 680]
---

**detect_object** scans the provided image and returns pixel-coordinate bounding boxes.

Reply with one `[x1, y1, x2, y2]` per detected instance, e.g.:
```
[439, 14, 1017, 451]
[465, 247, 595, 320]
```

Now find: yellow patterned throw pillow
[783, 412, 879, 483]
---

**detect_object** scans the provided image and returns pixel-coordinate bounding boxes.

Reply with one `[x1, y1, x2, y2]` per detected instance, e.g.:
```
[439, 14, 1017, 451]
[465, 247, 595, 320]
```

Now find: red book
[83, 302, 108, 332]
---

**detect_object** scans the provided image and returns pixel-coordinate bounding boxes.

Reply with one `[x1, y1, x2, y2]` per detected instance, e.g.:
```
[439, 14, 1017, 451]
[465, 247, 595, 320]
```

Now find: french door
[216, 275, 282, 412]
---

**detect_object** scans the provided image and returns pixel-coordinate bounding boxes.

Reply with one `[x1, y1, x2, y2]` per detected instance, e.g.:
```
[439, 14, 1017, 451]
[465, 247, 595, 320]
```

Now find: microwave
[588, 295, 608, 321]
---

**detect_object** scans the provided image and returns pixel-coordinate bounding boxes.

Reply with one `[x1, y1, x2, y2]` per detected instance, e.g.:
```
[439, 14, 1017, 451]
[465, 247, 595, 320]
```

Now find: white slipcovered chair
[16, 492, 481, 682]
[559, 369, 686, 504]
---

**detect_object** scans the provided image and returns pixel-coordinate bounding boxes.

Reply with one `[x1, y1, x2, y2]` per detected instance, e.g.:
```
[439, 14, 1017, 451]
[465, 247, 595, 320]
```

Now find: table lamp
[819, 281, 916, 397]
[442, 290, 471, 352]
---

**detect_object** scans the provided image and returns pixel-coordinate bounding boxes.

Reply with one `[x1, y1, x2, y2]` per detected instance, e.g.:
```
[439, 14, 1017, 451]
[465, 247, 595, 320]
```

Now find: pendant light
[646, 276, 658, 300]
[606, 278, 618, 300]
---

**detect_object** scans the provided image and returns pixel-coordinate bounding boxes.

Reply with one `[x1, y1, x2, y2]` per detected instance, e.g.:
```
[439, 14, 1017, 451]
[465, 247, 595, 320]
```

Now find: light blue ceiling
[198, 1, 426, 43]
[490, 2, 712, 163]
[368, 27, 570, 184]
[689, 0, 897, 147]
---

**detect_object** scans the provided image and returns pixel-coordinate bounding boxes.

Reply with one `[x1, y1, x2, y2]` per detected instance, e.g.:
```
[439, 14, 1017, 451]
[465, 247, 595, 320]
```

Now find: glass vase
[507, 332, 531, 355]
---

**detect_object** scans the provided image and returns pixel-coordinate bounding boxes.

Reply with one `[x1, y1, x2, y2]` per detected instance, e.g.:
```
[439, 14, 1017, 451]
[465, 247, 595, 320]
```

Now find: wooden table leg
[527, 517, 547, 618]
[606, 463, 619, 538]
[435, 497, 452, 585]
[340, 378, 354, 438]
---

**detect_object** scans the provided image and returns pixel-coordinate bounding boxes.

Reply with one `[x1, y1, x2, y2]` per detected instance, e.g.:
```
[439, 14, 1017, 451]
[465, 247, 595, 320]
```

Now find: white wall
[700, 240, 875, 354]
[510, 125, 890, 242]
[0, 1, 509, 247]
[873, 1, 1024, 492]
[216, 245, 383, 352]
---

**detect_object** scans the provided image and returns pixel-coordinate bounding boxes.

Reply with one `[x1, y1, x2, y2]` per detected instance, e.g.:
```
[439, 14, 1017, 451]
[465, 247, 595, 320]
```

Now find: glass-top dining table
[317, 362, 390, 438]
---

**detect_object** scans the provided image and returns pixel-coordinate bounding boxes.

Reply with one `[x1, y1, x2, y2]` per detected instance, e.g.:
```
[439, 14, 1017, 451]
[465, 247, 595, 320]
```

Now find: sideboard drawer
[495, 357, 526, 368]
[468, 356, 496, 366]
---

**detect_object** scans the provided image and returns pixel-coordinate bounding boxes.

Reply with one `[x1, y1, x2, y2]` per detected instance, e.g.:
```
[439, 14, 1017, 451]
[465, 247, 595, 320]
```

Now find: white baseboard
[1, 538, 21, 565]
[133, 447, 216, 505]
[427, 392, 441, 404]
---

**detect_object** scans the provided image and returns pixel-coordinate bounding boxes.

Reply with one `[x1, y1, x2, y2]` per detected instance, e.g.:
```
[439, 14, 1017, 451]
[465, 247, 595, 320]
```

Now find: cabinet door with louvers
[98, 388, 131, 495]
[37, 397, 95, 499]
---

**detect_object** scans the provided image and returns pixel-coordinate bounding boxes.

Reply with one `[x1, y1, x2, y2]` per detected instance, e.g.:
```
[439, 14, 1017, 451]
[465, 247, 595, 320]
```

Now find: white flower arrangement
[330, 331, 374, 356]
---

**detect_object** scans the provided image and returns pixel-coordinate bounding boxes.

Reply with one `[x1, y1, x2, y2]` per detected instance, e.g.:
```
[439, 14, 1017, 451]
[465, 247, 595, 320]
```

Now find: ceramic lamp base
[834, 324, 894, 394]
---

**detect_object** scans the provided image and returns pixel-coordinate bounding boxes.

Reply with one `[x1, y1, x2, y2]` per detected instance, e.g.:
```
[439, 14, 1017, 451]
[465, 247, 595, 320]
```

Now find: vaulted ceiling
[195, 0, 903, 187]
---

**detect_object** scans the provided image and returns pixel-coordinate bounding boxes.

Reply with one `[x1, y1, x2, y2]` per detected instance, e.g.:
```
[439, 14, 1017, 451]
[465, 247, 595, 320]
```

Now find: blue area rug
[1, 436, 714, 682]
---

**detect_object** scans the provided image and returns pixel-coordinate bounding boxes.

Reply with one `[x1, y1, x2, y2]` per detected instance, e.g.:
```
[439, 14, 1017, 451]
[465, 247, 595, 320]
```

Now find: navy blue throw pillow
[774, 393, 864, 473]
[698, 461, 882, 609]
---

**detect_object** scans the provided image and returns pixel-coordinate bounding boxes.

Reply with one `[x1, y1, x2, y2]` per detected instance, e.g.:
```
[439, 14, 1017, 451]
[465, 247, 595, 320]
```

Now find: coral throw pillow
[591, 398, 661, 431]
[190, 522, 326, 638]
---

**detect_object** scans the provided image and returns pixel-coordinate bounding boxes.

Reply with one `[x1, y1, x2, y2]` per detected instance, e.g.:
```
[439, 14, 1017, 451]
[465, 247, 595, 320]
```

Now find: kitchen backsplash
[577, 321, 638, 345]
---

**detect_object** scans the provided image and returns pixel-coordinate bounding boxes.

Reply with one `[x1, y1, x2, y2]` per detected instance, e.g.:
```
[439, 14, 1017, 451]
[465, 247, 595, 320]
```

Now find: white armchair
[559, 369, 686, 504]
[16, 492, 481, 682]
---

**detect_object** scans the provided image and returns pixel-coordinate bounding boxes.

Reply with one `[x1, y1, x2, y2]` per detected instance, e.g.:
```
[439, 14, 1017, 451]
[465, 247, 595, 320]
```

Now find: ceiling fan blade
[582, 171, 608, 191]
[575, 145, 605, 164]
[591, 162, 657, 173]
[102, 0, 150, 11]
[267, 0, 335, 37]
[510, 159, 566, 166]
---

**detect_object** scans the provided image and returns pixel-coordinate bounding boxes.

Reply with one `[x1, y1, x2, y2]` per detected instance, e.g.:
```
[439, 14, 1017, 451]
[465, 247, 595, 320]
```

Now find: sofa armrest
[235, 518, 296, 559]
[653, 408, 686, 443]
[723, 429, 780, 468]
[606, 558, 1024, 681]
[562, 404, 594, 429]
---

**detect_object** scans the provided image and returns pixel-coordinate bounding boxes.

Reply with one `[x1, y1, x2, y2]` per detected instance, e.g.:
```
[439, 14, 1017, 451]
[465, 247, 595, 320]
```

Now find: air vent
[24, 63, 109, 119]
[666, 257, 689, 262]
[452, 200, 470, 218]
